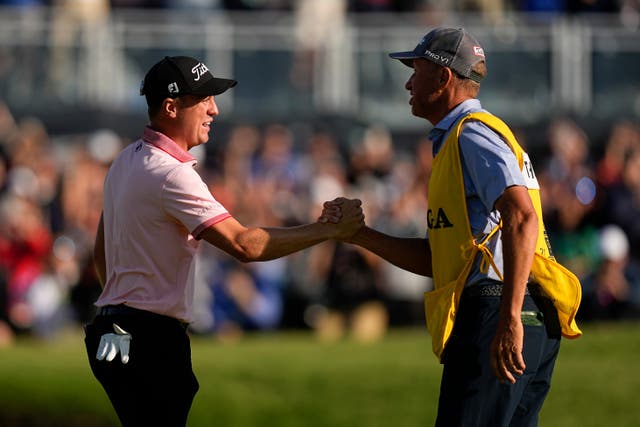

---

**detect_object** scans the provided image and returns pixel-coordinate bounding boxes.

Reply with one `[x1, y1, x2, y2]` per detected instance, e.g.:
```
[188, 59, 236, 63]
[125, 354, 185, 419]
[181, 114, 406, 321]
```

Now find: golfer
[84, 55, 364, 427]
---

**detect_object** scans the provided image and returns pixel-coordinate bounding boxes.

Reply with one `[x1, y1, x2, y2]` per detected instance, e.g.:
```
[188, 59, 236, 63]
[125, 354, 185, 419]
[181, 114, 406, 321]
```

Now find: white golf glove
[96, 323, 132, 364]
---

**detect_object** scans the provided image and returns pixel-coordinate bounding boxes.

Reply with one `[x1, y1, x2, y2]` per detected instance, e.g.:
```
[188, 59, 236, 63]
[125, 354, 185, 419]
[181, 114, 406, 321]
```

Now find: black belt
[96, 304, 140, 316]
[96, 304, 189, 330]
[463, 283, 546, 298]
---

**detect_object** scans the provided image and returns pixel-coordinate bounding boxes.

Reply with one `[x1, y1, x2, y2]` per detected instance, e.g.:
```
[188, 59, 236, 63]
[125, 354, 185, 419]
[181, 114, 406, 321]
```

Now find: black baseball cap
[389, 27, 486, 83]
[140, 56, 237, 103]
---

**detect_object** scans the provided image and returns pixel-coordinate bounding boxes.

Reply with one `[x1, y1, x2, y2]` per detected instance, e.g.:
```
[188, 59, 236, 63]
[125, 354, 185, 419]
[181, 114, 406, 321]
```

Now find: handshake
[317, 197, 365, 242]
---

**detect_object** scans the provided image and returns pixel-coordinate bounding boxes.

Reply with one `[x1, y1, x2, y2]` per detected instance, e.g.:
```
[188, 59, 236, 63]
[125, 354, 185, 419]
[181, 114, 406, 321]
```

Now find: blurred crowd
[1, 98, 640, 348]
[84, 0, 640, 15]
[0, 0, 638, 17]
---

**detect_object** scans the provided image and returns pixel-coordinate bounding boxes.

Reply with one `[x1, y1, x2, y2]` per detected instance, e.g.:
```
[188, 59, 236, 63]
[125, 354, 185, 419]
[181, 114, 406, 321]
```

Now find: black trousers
[84, 306, 199, 427]
[436, 286, 561, 427]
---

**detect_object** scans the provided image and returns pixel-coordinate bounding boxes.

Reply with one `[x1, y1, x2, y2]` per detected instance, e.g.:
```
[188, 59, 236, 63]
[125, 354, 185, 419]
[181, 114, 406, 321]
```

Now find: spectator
[0, 116, 59, 334]
[378, 147, 432, 326]
[47, 0, 112, 101]
[0, 194, 53, 332]
[459, 0, 506, 24]
[0, 101, 17, 144]
[539, 118, 600, 278]
[62, 130, 120, 324]
[209, 260, 286, 340]
[598, 148, 640, 262]
[291, 0, 347, 89]
[221, 0, 291, 11]
[515, 0, 566, 14]
[0, 0, 45, 6]
[282, 129, 352, 332]
[595, 120, 640, 189]
[579, 224, 640, 321]
[566, 0, 619, 13]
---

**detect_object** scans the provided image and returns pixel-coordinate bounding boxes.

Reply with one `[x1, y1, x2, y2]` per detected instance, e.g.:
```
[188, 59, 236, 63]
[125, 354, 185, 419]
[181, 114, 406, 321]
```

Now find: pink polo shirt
[96, 127, 231, 323]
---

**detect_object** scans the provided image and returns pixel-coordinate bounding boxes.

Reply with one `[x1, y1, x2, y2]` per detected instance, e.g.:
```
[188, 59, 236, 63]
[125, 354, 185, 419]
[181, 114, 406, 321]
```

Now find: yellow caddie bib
[425, 112, 582, 361]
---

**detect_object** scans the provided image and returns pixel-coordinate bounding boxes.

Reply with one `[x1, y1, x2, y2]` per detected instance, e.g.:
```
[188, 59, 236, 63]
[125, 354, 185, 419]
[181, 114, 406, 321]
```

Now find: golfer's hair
[146, 96, 165, 120]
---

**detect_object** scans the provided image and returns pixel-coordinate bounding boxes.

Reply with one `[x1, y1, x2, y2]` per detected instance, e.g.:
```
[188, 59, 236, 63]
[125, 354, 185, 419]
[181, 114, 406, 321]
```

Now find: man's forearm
[236, 223, 333, 262]
[500, 212, 538, 317]
[349, 226, 432, 277]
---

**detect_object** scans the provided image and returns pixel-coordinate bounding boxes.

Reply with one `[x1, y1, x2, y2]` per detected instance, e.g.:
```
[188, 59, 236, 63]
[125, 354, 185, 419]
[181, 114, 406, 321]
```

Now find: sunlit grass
[0, 323, 638, 426]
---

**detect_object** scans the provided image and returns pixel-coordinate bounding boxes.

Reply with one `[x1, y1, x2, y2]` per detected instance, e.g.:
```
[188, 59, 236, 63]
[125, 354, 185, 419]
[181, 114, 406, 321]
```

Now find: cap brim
[192, 77, 238, 96]
[389, 51, 419, 68]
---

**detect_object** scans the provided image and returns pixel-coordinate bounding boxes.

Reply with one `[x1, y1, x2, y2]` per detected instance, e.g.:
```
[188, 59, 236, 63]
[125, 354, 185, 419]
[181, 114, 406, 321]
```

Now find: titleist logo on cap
[191, 63, 209, 82]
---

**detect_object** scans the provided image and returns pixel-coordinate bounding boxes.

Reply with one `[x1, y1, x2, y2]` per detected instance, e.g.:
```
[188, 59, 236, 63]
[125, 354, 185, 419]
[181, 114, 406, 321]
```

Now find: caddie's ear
[440, 66, 454, 86]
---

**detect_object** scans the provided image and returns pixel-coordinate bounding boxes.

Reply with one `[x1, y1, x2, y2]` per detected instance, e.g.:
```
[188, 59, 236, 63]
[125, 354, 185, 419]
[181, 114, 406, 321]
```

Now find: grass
[0, 323, 638, 426]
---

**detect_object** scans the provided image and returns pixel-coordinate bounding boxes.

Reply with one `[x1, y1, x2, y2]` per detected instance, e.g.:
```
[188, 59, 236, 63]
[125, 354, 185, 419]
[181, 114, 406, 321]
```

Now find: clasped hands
[318, 197, 365, 241]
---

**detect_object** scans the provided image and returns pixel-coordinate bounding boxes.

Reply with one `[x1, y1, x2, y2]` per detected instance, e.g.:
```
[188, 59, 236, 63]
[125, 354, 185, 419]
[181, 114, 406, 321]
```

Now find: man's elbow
[525, 208, 539, 234]
[233, 250, 256, 263]
[232, 240, 266, 263]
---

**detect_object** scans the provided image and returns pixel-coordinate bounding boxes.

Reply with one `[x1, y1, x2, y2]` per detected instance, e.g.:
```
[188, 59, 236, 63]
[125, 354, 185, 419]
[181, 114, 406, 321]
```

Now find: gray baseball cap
[389, 27, 486, 83]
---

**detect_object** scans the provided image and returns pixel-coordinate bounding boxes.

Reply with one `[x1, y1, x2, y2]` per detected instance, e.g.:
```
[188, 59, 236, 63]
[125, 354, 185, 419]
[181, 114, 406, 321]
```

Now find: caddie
[322, 27, 582, 426]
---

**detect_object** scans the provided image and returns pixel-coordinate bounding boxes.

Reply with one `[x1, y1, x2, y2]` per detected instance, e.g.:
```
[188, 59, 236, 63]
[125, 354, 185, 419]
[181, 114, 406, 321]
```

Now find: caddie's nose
[405, 72, 414, 92]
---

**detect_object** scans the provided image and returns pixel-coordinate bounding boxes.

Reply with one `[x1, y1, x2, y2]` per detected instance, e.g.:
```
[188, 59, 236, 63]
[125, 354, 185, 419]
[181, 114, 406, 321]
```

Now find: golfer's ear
[163, 98, 178, 118]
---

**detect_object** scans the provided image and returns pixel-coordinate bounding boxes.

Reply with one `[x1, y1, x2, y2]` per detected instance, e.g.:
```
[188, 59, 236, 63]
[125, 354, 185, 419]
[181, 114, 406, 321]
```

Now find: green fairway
[0, 323, 638, 426]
